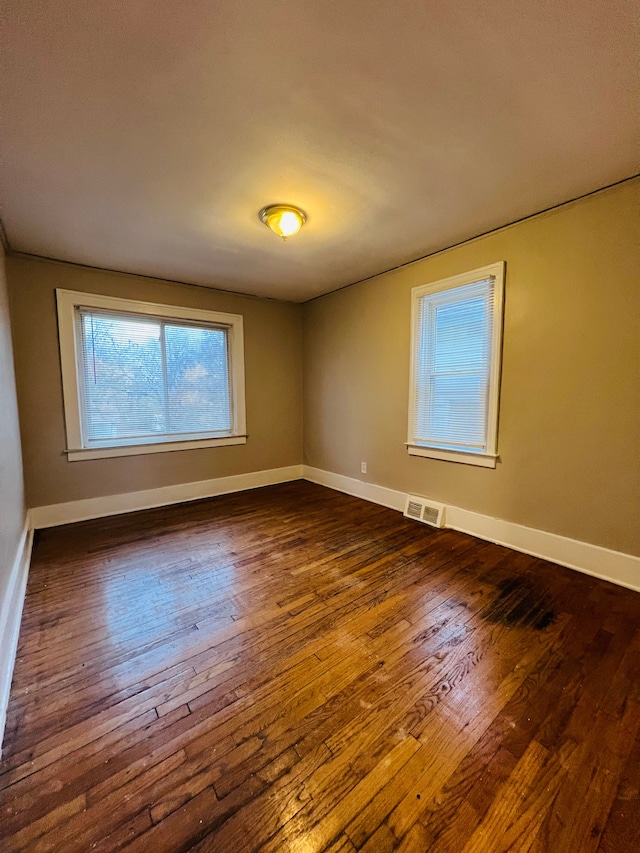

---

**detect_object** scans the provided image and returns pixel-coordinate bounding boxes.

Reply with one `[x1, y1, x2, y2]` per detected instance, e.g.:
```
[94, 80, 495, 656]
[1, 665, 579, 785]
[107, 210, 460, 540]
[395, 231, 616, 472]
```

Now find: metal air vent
[403, 495, 446, 528]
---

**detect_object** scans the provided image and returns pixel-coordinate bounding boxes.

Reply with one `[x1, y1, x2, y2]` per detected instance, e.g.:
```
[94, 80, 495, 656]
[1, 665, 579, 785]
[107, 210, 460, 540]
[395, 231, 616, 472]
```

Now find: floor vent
[403, 495, 446, 528]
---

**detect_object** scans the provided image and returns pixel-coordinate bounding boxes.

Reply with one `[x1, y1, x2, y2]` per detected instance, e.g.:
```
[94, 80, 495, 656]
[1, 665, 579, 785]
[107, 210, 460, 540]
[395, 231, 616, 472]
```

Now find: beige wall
[7, 256, 303, 508]
[303, 179, 640, 556]
[0, 245, 26, 599]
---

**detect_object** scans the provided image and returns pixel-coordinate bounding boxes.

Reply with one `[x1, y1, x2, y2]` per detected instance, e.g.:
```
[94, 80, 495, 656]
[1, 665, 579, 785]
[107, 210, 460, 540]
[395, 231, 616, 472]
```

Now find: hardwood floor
[1, 480, 639, 852]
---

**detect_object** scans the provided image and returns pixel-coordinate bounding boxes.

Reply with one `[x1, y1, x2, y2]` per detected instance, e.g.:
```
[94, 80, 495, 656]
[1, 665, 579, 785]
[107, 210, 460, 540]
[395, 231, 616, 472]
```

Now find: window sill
[406, 443, 497, 468]
[66, 435, 247, 461]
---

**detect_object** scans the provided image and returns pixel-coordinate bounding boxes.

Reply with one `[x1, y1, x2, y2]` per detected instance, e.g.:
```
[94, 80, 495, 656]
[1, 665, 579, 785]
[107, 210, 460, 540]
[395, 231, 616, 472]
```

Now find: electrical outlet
[360, 462, 367, 474]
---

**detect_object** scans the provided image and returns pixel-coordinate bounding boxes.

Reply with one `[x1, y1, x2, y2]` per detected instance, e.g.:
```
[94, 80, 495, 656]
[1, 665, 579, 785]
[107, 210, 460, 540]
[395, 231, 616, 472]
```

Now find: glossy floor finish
[1, 482, 639, 852]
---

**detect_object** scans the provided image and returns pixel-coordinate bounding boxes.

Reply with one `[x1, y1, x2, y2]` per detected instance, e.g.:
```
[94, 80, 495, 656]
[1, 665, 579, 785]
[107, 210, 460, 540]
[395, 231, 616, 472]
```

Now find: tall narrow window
[57, 291, 246, 460]
[408, 262, 504, 468]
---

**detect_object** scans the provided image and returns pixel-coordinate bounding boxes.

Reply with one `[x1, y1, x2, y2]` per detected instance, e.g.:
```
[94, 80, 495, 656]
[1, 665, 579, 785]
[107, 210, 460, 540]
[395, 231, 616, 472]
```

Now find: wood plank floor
[1, 481, 639, 852]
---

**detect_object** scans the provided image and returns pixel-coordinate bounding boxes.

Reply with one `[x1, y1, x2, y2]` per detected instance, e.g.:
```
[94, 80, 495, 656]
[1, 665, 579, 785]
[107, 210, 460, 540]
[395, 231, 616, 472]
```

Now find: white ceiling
[2, 1, 639, 302]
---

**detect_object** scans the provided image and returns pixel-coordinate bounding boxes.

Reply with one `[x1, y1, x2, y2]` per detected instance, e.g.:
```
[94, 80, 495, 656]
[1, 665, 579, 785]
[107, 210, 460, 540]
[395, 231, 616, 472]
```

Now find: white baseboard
[30, 465, 304, 529]
[305, 465, 407, 512]
[25, 462, 640, 592]
[0, 519, 34, 756]
[303, 466, 640, 593]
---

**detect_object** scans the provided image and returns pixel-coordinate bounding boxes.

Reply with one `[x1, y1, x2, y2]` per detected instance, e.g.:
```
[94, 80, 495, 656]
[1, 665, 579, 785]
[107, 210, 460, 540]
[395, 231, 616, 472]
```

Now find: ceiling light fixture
[259, 204, 307, 240]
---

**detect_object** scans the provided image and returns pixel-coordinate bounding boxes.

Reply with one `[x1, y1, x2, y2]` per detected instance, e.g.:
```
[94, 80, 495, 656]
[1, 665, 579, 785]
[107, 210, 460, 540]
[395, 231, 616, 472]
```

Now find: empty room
[1, 2, 639, 851]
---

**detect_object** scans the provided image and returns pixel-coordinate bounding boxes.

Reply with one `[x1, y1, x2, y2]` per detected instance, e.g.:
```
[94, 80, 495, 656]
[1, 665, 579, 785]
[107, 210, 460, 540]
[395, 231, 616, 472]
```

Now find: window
[56, 290, 246, 460]
[407, 262, 504, 468]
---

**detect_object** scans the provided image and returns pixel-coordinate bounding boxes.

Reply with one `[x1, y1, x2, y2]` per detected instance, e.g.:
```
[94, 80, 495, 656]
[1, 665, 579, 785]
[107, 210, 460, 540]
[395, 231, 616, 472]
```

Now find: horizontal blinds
[413, 278, 494, 452]
[76, 308, 231, 445]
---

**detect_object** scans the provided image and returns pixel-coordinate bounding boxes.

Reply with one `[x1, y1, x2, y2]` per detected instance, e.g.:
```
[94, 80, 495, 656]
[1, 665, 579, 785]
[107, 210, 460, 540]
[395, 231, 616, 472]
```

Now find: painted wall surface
[0, 245, 26, 598]
[7, 256, 303, 507]
[303, 180, 640, 556]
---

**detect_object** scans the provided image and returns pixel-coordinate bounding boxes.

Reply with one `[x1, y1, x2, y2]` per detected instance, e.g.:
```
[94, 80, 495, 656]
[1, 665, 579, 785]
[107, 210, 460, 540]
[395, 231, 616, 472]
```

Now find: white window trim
[56, 289, 247, 461]
[407, 262, 505, 468]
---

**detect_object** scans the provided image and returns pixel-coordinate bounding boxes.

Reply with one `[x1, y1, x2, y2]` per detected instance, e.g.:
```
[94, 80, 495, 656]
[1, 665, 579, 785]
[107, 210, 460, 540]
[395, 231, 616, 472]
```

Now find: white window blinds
[412, 277, 495, 454]
[76, 308, 232, 446]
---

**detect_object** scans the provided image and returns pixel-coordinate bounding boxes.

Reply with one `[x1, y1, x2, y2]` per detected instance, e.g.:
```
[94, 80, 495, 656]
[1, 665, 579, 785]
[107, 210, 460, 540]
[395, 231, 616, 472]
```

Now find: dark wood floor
[1, 481, 639, 852]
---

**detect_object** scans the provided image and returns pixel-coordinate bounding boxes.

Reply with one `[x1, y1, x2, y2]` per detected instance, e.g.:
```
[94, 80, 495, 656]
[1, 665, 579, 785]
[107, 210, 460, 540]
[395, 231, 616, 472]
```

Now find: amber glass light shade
[259, 205, 306, 239]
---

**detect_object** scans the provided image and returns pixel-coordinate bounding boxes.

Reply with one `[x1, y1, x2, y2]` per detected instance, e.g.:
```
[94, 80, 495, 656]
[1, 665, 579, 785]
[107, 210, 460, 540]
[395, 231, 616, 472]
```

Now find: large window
[407, 262, 504, 468]
[57, 290, 246, 460]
